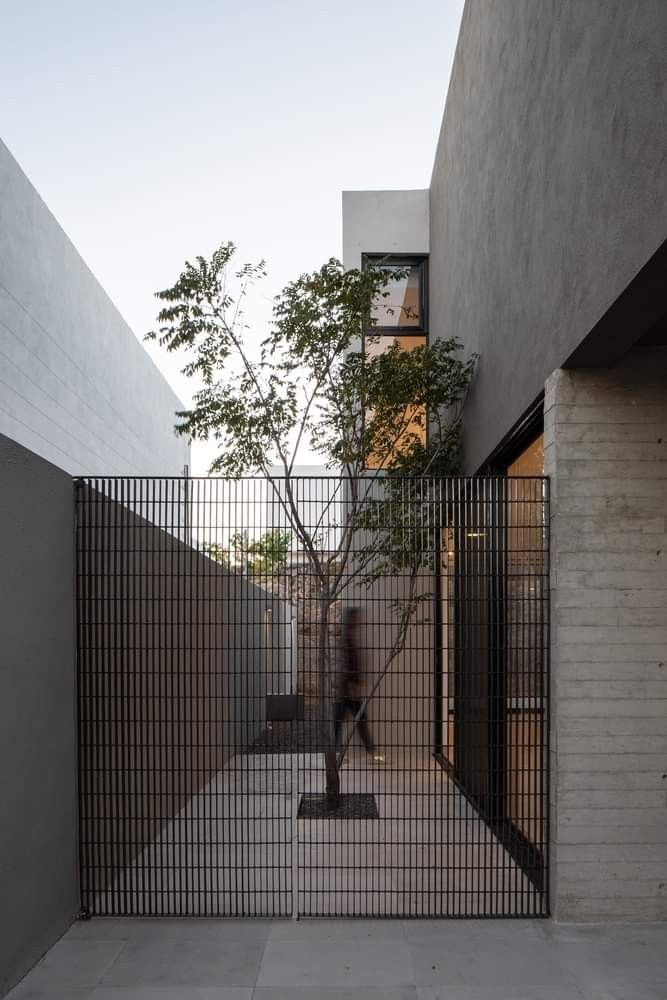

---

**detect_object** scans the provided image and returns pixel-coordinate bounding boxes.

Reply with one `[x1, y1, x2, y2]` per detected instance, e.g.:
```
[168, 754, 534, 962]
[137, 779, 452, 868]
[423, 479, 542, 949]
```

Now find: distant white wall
[342, 189, 429, 270]
[267, 465, 343, 552]
[0, 139, 189, 476]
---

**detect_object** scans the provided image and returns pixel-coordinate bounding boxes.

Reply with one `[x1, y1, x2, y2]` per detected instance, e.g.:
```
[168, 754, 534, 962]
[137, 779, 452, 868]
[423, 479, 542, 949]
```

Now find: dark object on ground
[265, 693, 304, 721]
[298, 792, 379, 820]
[249, 714, 327, 753]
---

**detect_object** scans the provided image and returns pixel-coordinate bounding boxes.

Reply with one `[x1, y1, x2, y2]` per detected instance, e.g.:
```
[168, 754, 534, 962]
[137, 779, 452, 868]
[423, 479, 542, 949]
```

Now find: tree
[203, 529, 291, 575]
[201, 540, 230, 567]
[147, 243, 476, 803]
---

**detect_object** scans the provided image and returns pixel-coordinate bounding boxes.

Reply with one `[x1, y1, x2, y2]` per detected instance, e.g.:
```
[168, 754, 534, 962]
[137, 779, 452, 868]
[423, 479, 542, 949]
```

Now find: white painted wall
[342, 189, 429, 270]
[0, 140, 189, 476]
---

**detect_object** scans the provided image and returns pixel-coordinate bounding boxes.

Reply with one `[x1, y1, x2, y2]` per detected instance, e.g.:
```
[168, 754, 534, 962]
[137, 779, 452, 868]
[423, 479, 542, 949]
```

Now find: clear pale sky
[1, 0, 464, 472]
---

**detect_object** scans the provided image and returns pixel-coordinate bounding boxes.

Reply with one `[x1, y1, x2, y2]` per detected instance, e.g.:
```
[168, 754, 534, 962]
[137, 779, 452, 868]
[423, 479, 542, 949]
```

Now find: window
[505, 432, 546, 849]
[362, 254, 429, 468]
[507, 434, 544, 477]
[363, 254, 428, 333]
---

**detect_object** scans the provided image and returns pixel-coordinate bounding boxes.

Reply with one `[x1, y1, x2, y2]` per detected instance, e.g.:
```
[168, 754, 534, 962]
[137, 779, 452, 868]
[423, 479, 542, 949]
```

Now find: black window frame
[362, 253, 429, 336]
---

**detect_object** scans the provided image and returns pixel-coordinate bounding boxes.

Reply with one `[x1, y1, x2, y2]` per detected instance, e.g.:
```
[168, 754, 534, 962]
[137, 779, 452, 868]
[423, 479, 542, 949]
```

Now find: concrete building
[0, 141, 189, 994]
[2, 7, 666, 996]
[0, 139, 189, 476]
[343, 0, 667, 921]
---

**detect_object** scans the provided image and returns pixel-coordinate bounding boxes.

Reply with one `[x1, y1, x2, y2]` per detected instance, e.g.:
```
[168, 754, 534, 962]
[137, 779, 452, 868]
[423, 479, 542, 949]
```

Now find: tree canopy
[148, 242, 477, 800]
[147, 243, 476, 483]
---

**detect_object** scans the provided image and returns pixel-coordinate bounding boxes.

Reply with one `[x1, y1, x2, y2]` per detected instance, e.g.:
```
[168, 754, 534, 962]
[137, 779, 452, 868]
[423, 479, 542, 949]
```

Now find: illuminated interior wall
[506, 435, 546, 846]
[365, 334, 427, 469]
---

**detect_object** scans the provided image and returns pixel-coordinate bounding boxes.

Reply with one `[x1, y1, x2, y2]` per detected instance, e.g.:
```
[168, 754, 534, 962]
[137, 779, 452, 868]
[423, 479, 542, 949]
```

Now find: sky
[0, 0, 464, 473]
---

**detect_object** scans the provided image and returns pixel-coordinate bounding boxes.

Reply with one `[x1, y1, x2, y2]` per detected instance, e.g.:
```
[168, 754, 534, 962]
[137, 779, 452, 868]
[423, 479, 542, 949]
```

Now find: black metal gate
[76, 475, 549, 917]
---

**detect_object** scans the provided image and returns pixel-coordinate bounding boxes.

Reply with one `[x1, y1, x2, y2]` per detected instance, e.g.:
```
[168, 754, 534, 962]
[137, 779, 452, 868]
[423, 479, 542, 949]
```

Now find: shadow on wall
[77, 484, 291, 906]
[354, 570, 435, 756]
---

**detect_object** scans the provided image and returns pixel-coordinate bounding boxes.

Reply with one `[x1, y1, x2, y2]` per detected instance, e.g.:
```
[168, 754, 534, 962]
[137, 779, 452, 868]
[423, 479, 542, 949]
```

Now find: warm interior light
[466, 532, 486, 538]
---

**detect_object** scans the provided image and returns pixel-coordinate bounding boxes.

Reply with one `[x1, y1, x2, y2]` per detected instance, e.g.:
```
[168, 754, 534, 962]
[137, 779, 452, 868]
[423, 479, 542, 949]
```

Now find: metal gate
[76, 475, 549, 917]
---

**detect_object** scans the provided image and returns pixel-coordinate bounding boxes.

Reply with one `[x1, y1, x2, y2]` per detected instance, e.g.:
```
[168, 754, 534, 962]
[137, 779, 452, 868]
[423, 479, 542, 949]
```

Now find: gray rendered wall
[429, 0, 667, 471]
[356, 569, 434, 756]
[0, 139, 189, 476]
[0, 434, 78, 996]
[545, 346, 667, 920]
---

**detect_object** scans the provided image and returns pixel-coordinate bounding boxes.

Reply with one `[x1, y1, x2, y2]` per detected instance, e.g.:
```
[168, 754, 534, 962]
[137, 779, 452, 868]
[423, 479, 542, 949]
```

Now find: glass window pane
[365, 333, 426, 358]
[370, 263, 422, 328]
[506, 434, 546, 699]
[365, 334, 427, 468]
[505, 437, 546, 848]
[507, 434, 544, 476]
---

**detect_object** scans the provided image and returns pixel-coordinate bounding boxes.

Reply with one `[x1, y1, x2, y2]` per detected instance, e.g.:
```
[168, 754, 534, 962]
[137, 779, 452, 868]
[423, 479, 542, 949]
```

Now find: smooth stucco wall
[430, 0, 667, 471]
[545, 346, 667, 920]
[0, 434, 78, 995]
[0, 139, 189, 476]
[342, 190, 429, 270]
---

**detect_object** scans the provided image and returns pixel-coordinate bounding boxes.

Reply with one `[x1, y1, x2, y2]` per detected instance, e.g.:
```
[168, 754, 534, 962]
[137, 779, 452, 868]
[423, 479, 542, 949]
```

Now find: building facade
[0, 139, 189, 477]
[0, 141, 189, 993]
[343, 0, 667, 920]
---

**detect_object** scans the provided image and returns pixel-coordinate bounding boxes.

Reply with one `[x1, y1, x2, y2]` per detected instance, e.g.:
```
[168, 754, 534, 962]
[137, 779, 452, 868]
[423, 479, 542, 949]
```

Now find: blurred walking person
[334, 607, 384, 762]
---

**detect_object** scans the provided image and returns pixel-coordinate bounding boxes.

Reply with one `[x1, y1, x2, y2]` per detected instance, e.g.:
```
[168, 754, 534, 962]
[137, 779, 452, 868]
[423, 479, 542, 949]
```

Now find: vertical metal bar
[74, 471, 550, 923]
[74, 480, 86, 914]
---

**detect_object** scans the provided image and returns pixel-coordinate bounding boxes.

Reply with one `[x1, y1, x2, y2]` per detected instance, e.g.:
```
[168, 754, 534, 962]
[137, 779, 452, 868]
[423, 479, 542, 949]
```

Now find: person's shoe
[371, 752, 386, 764]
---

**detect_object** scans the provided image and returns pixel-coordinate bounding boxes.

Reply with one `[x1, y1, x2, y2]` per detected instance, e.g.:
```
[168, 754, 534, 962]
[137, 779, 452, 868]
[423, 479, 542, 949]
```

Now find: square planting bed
[298, 792, 379, 820]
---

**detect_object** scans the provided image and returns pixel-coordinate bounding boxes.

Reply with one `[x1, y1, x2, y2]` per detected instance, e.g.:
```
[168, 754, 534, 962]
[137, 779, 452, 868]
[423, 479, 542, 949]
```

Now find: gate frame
[74, 473, 550, 919]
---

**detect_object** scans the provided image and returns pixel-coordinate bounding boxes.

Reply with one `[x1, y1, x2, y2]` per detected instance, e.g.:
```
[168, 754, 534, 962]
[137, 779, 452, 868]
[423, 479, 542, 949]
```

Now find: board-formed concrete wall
[430, 0, 667, 472]
[545, 346, 667, 920]
[0, 139, 189, 476]
[0, 434, 79, 996]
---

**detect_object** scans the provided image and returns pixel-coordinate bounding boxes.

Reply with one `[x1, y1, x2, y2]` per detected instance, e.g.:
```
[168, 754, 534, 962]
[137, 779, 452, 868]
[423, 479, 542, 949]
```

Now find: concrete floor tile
[116, 918, 272, 944]
[13, 940, 126, 989]
[544, 926, 667, 992]
[409, 932, 579, 990]
[98, 938, 264, 988]
[256, 937, 414, 989]
[64, 917, 272, 943]
[404, 943, 471, 989]
[6, 988, 93, 1000]
[65, 919, 135, 940]
[578, 986, 667, 1000]
[416, 990, 585, 1000]
[92, 990, 252, 999]
[254, 990, 417, 1000]
[268, 918, 406, 941]
[9, 918, 667, 1000]
[402, 919, 545, 943]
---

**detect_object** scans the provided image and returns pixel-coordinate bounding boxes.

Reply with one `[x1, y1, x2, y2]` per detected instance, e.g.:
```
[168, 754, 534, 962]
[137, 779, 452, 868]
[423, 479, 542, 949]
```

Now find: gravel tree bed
[248, 715, 328, 754]
[298, 792, 379, 820]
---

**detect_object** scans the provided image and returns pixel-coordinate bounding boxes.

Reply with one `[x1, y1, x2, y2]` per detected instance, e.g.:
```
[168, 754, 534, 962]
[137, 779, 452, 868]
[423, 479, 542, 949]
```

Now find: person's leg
[334, 697, 348, 751]
[352, 699, 375, 753]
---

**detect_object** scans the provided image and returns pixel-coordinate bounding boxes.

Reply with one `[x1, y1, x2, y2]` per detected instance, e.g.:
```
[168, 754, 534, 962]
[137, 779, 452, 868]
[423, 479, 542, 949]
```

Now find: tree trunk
[318, 592, 340, 805]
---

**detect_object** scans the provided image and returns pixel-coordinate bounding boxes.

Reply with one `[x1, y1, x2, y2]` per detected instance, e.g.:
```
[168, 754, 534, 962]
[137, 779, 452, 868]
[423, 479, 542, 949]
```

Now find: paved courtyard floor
[102, 751, 538, 918]
[6, 916, 667, 999]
